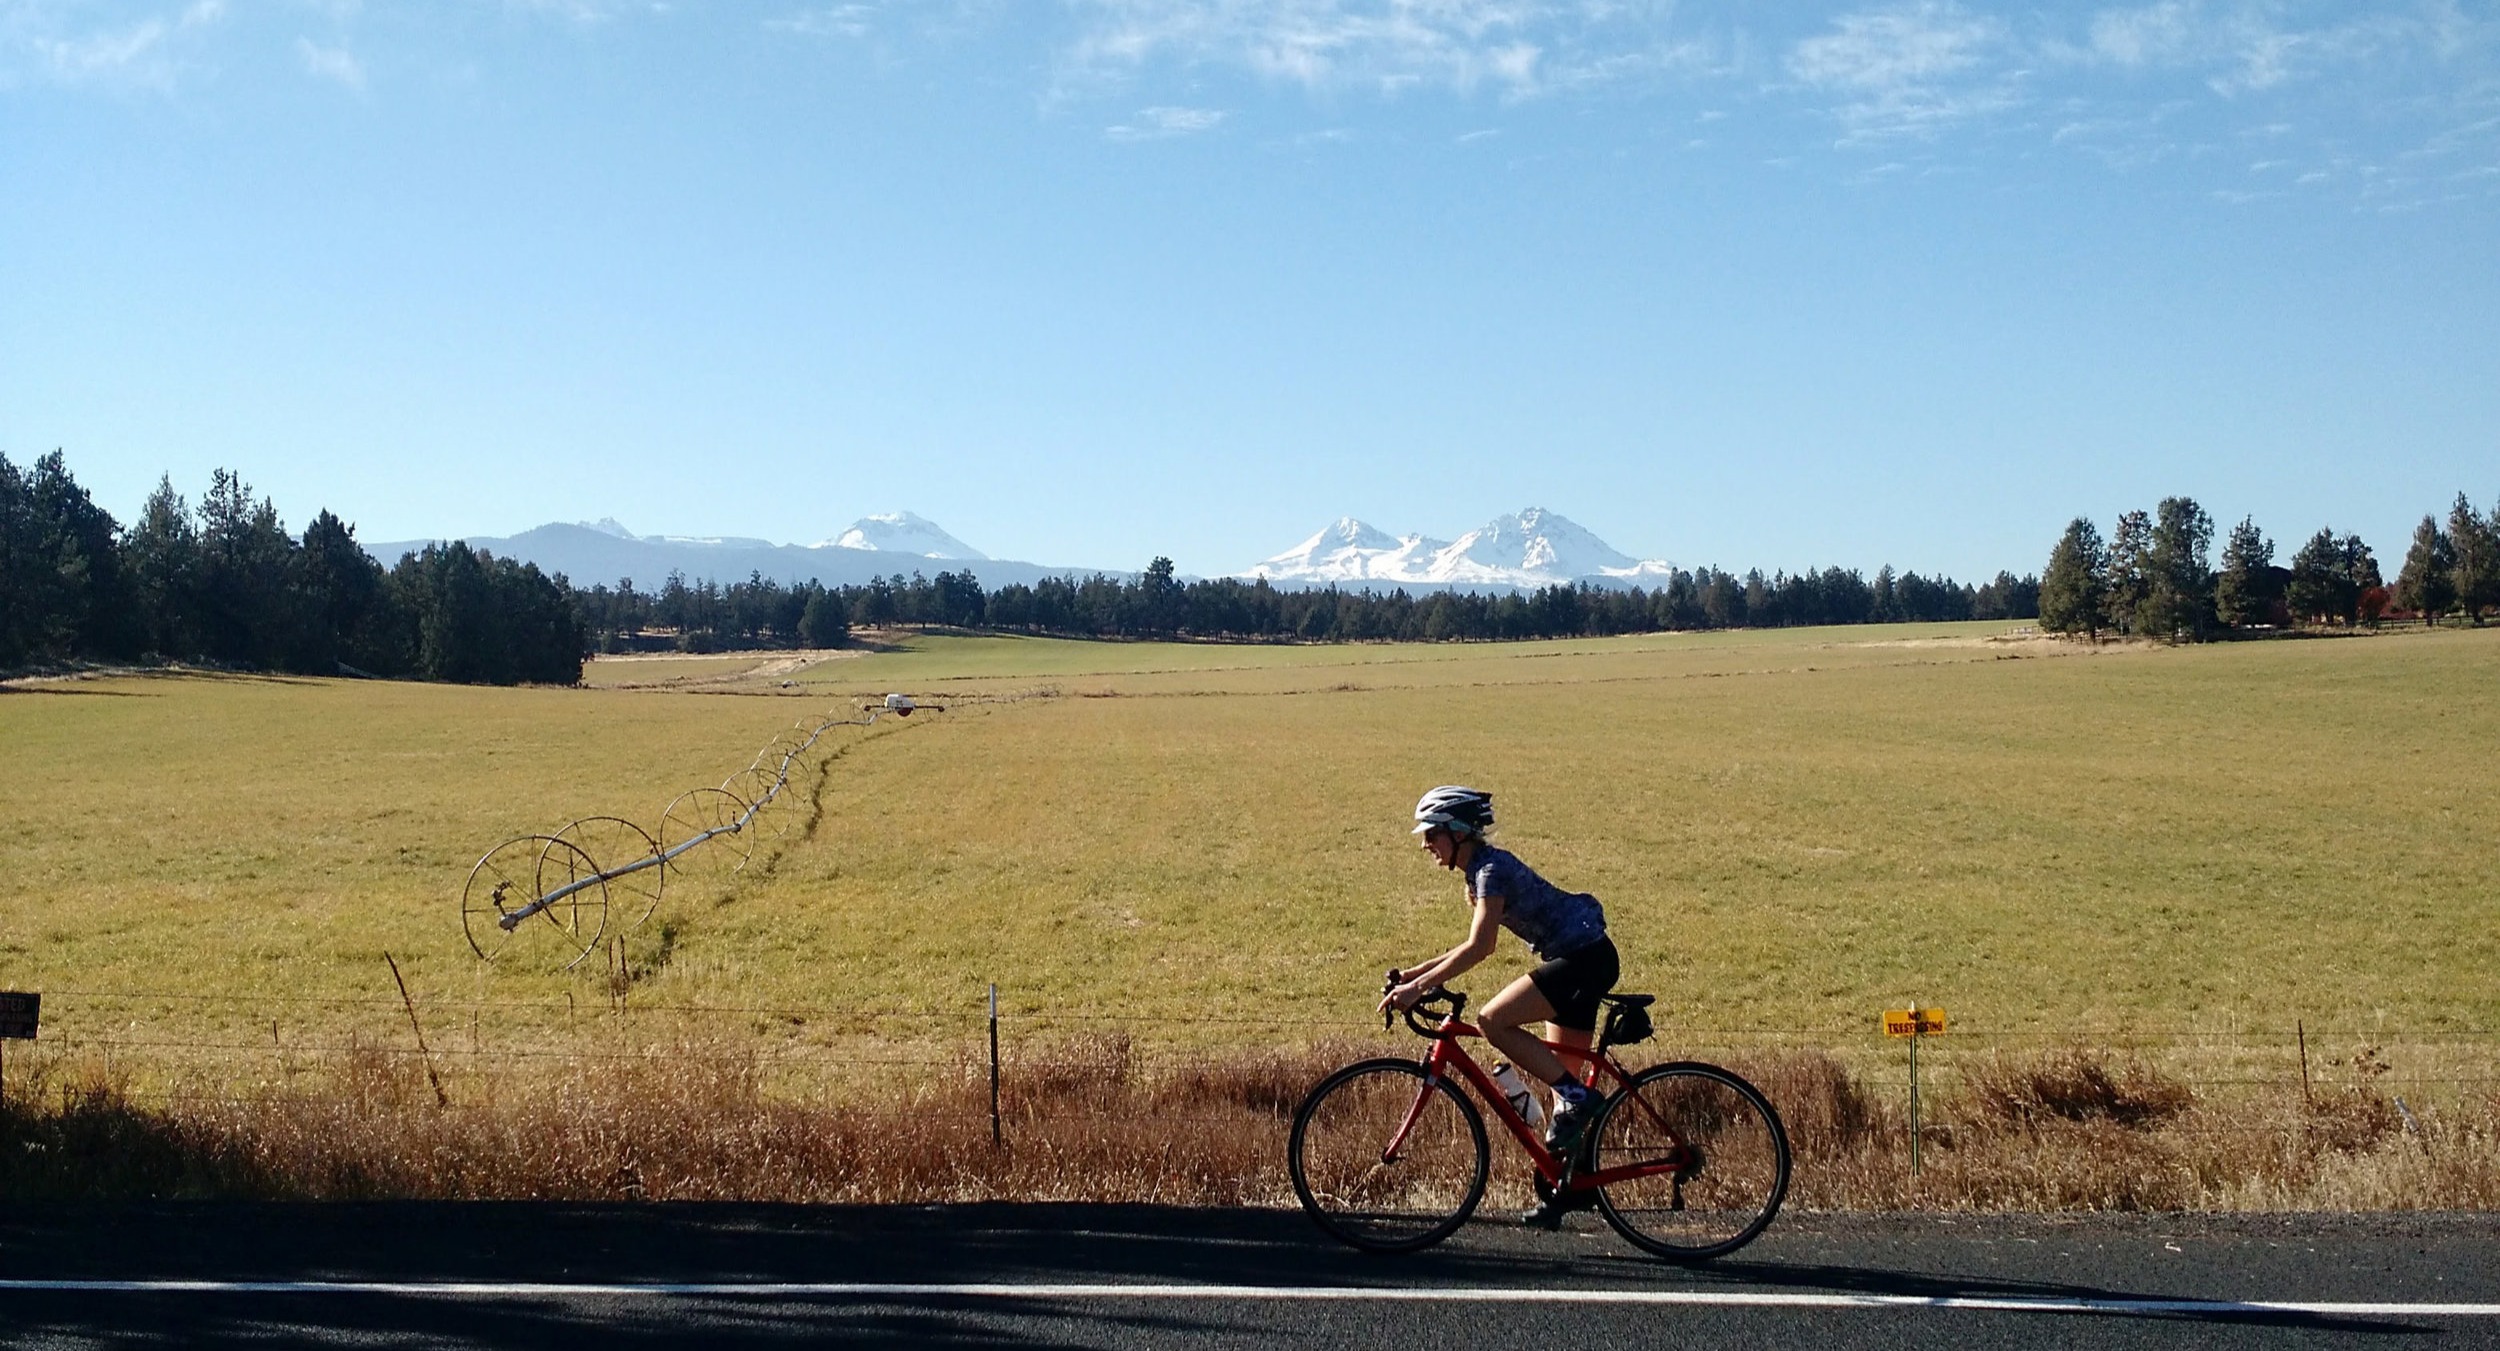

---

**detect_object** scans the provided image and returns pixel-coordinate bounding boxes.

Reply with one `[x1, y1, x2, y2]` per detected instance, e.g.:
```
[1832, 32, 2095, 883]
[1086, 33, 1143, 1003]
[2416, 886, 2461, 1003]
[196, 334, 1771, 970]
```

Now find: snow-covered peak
[577, 518, 637, 540]
[1426, 507, 1640, 583]
[1245, 518, 1448, 583]
[1240, 508, 1671, 589]
[820, 511, 987, 561]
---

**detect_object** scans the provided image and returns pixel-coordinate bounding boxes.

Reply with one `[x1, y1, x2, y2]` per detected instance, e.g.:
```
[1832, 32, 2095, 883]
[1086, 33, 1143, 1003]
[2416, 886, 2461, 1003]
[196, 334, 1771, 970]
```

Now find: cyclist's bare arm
[1381, 893, 1506, 1012]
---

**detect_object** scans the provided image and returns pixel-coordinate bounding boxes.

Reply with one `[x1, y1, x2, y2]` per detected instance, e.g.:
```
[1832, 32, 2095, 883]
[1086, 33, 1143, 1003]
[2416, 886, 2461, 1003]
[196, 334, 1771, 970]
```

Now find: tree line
[579, 555, 2039, 651]
[1, 451, 580, 683]
[2038, 492, 2500, 640]
[7, 448, 2041, 679]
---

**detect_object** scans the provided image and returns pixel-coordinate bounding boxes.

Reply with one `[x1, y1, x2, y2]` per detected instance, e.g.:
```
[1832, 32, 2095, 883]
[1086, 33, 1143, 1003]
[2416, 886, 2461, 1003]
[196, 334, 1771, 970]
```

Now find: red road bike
[1288, 978, 1790, 1262]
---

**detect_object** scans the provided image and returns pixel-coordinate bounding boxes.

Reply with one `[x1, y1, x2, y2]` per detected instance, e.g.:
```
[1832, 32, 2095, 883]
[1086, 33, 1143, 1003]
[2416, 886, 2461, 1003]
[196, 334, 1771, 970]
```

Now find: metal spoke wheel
[660, 786, 751, 878]
[528, 835, 613, 970]
[759, 728, 814, 772]
[552, 815, 665, 931]
[1587, 1062, 1790, 1262]
[459, 835, 609, 969]
[721, 768, 788, 838]
[1289, 1058, 1489, 1253]
[461, 835, 551, 961]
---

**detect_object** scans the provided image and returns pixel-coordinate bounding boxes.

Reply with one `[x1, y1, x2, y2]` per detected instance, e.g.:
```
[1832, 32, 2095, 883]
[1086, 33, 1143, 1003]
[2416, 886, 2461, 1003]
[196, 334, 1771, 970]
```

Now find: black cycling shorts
[1527, 936, 1620, 1032]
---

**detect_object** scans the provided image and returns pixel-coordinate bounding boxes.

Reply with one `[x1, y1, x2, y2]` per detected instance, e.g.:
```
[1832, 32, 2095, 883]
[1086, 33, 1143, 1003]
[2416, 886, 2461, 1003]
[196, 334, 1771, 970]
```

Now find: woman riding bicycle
[1379, 784, 1619, 1227]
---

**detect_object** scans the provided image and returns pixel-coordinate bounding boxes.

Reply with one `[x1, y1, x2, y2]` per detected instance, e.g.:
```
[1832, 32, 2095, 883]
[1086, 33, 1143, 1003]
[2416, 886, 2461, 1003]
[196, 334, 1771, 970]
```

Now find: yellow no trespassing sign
[1882, 1008, 1946, 1038]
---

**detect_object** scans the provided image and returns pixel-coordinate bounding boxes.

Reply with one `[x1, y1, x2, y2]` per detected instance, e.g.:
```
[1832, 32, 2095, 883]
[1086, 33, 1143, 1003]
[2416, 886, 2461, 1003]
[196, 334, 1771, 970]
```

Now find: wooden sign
[0, 992, 37, 1040]
[1882, 1007, 1945, 1038]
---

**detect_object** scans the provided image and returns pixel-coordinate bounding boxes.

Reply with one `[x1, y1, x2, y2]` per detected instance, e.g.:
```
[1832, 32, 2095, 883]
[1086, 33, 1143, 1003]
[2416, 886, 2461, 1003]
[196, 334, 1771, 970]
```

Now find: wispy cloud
[769, 5, 878, 40]
[1786, 1, 2019, 143]
[1105, 103, 1224, 139]
[8, 0, 226, 90]
[294, 36, 363, 91]
[2084, 1, 2195, 68]
[1059, 0, 1716, 101]
[504, 0, 635, 24]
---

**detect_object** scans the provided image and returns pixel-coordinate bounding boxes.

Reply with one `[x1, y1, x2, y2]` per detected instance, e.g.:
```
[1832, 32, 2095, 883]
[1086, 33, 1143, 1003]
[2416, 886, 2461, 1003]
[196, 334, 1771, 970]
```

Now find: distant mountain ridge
[363, 514, 1103, 591]
[365, 507, 1671, 594]
[822, 511, 985, 560]
[1242, 508, 1673, 590]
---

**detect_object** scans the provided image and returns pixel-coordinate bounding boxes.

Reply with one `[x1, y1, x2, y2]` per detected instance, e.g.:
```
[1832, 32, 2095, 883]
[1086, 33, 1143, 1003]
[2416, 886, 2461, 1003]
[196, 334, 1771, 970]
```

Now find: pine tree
[123, 477, 202, 659]
[2286, 528, 2345, 625]
[2138, 496, 2215, 641]
[193, 469, 301, 668]
[799, 587, 849, 648]
[297, 509, 401, 673]
[0, 451, 129, 664]
[2039, 517, 2108, 639]
[2395, 515, 2457, 625]
[2342, 534, 2383, 625]
[2447, 492, 2499, 625]
[2213, 516, 2277, 628]
[2105, 510, 2152, 634]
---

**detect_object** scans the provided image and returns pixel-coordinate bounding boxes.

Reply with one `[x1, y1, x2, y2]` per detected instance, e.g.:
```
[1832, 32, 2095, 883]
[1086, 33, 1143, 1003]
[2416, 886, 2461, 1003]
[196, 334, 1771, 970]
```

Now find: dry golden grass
[6, 1037, 2493, 1213]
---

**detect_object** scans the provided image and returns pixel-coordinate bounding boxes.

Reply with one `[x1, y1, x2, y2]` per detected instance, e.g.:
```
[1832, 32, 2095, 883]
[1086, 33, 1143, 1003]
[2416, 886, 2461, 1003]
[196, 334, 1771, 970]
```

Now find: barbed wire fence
[18, 981, 2498, 1119]
[10, 979, 2500, 1209]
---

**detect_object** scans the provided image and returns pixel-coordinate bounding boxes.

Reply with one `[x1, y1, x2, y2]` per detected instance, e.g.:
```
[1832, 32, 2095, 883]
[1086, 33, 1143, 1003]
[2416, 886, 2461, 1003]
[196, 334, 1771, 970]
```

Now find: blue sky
[3, 1, 2494, 581]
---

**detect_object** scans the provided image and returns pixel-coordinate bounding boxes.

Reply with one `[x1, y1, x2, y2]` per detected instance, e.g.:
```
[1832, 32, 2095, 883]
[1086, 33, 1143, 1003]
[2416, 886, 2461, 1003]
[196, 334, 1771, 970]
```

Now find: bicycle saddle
[1600, 993, 1655, 1009]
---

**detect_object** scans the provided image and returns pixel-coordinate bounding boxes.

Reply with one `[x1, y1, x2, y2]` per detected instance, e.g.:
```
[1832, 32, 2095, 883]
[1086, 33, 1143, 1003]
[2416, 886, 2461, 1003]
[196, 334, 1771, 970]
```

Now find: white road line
[1, 1282, 2496, 1316]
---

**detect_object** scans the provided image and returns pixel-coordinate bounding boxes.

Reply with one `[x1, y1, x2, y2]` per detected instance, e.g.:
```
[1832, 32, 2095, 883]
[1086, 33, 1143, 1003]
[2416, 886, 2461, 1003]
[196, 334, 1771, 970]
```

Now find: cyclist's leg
[1530, 938, 1617, 1097]
[1478, 976, 1573, 1087]
[1547, 1023, 1595, 1090]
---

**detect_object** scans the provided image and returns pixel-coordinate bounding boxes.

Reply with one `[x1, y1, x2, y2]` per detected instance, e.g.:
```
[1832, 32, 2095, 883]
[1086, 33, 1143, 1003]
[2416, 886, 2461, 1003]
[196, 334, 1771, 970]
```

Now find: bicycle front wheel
[1588, 1062, 1790, 1262]
[1289, 1058, 1489, 1253]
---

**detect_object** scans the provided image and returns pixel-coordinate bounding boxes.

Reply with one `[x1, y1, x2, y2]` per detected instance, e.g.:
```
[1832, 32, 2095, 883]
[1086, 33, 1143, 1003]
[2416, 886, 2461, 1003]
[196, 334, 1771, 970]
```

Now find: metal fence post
[1908, 1007, 1922, 1183]
[988, 983, 1002, 1148]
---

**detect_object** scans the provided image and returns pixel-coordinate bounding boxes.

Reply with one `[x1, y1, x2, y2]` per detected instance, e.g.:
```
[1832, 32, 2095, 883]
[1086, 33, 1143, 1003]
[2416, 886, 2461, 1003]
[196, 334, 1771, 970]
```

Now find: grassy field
[5, 622, 2496, 1062]
[8, 623, 2498, 1209]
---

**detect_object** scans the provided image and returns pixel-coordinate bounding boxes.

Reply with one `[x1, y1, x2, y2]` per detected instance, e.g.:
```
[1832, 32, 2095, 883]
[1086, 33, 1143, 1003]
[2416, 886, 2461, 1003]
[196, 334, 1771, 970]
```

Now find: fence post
[1908, 1009, 1922, 1183]
[988, 983, 1002, 1148]
[384, 952, 449, 1109]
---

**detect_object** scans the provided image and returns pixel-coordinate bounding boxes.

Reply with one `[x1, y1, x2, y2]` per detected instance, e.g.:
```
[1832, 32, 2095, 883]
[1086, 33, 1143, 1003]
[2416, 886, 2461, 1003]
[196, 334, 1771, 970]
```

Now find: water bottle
[1490, 1062, 1544, 1128]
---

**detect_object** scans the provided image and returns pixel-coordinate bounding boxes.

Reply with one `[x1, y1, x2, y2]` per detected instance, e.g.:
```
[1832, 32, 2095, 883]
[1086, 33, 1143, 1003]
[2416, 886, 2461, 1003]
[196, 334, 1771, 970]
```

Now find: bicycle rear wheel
[1588, 1062, 1790, 1262]
[1289, 1058, 1489, 1253]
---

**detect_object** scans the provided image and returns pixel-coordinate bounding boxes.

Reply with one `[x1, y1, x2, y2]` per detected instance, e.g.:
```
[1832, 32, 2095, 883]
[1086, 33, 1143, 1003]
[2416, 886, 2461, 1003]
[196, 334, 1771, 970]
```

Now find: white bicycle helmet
[1411, 785, 1494, 836]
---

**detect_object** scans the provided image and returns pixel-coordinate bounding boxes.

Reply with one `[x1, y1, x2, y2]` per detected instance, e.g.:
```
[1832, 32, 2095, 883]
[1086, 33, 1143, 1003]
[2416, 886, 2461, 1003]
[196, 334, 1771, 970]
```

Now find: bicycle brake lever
[1382, 969, 1401, 1028]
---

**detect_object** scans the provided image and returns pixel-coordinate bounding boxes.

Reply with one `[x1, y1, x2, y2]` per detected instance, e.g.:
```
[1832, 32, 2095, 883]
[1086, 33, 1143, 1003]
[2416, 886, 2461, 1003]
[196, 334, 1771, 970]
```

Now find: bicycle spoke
[1290, 1059, 1489, 1252]
[1590, 1063, 1789, 1261]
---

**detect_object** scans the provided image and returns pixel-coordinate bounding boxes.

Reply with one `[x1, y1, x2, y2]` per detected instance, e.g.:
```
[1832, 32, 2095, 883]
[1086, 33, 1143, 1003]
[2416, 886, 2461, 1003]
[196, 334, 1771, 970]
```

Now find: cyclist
[1379, 784, 1620, 1228]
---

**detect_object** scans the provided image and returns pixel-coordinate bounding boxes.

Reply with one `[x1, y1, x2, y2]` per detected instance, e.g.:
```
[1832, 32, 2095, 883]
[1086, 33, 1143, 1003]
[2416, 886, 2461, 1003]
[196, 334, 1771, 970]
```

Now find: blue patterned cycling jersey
[1465, 845, 1607, 960]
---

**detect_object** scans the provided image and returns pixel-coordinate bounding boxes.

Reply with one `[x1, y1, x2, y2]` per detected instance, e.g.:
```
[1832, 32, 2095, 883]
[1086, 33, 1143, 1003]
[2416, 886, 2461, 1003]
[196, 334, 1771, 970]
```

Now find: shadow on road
[0, 1202, 2472, 1347]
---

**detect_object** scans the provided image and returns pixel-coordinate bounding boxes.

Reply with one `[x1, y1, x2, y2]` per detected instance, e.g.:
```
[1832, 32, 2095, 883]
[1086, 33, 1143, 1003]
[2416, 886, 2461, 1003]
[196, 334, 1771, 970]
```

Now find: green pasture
[3, 625, 2496, 1065]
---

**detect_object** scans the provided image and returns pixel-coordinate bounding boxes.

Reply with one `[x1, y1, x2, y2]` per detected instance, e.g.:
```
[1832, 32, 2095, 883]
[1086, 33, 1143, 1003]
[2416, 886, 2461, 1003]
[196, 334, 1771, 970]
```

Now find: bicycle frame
[1389, 1011, 1693, 1195]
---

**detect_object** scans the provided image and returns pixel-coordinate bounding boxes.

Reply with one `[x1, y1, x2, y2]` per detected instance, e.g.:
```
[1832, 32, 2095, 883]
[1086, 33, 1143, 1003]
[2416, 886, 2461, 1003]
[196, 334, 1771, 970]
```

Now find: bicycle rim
[1289, 1058, 1489, 1253]
[1590, 1062, 1790, 1262]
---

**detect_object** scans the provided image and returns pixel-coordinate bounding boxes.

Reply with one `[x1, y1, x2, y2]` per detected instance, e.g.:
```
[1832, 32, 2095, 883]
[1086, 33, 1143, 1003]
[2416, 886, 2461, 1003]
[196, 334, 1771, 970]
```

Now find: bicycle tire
[1289, 1057, 1490, 1253]
[1587, 1061, 1790, 1262]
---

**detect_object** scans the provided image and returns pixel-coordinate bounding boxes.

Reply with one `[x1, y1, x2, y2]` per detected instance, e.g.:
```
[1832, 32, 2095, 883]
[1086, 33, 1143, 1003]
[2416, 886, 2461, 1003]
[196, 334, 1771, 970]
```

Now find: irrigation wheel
[460, 834, 609, 969]
[721, 767, 787, 838]
[552, 815, 665, 932]
[660, 786, 751, 877]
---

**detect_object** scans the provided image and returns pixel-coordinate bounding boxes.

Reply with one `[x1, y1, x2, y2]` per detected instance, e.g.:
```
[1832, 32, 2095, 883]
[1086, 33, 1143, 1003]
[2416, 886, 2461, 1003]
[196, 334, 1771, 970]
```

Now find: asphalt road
[2, 1202, 2496, 1348]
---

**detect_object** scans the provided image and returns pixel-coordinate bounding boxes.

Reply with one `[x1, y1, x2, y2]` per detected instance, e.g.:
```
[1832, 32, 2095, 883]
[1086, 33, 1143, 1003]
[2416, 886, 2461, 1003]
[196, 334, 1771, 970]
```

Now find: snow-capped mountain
[1242, 509, 1674, 590]
[820, 511, 987, 560]
[1253, 518, 1451, 583]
